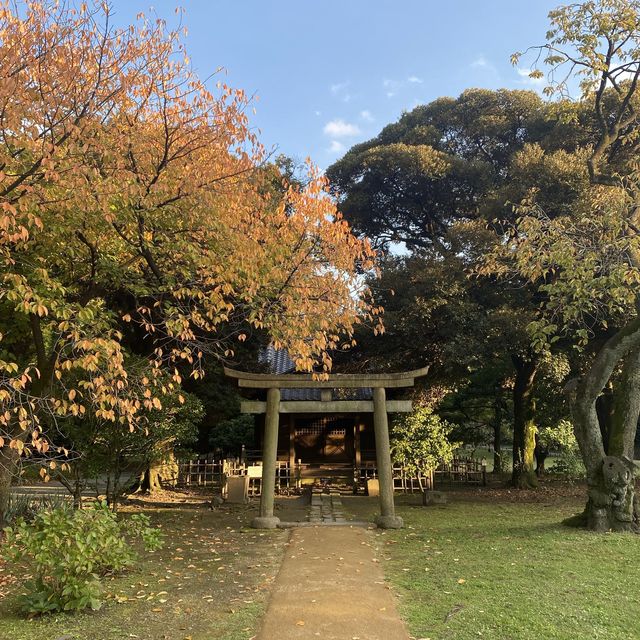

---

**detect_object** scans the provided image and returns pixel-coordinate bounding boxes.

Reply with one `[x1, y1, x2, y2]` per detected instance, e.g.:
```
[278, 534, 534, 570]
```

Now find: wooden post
[353, 418, 362, 494]
[288, 414, 295, 470]
[372, 387, 403, 529]
[251, 387, 281, 529]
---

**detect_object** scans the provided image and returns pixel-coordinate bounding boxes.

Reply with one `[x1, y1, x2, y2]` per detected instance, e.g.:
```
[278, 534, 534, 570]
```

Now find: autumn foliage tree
[0, 1, 380, 522]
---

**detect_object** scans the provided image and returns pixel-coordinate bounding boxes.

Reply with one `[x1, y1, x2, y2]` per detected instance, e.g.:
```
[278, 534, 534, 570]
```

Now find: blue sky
[110, 0, 561, 168]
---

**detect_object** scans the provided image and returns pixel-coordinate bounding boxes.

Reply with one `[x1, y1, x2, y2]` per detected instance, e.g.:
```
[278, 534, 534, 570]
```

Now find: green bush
[391, 405, 460, 478]
[539, 419, 586, 479]
[3, 502, 163, 615]
[552, 448, 586, 479]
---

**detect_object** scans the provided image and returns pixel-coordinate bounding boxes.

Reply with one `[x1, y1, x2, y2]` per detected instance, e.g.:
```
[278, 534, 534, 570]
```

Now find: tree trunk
[512, 356, 538, 488]
[582, 455, 637, 531]
[493, 388, 504, 476]
[596, 384, 615, 453]
[136, 463, 164, 494]
[0, 447, 17, 526]
[534, 434, 549, 477]
[55, 465, 85, 510]
[109, 455, 123, 512]
[131, 442, 179, 495]
[568, 321, 640, 532]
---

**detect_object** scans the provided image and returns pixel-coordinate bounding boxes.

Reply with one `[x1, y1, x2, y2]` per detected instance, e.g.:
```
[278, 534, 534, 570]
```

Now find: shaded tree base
[562, 511, 588, 529]
[563, 509, 639, 533]
[130, 469, 163, 494]
[511, 471, 539, 489]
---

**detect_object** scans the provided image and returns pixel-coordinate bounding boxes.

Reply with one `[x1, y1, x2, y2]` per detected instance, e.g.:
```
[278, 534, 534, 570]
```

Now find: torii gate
[224, 366, 429, 529]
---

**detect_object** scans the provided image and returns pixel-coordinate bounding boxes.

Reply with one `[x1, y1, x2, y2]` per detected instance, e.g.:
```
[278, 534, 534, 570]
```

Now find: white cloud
[383, 79, 399, 98]
[383, 76, 422, 98]
[323, 119, 361, 138]
[328, 140, 345, 153]
[330, 81, 352, 102]
[360, 109, 374, 122]
[471, 55, 489, 68]
[517, 67, 545, 85]
[470, 55, 501, 81]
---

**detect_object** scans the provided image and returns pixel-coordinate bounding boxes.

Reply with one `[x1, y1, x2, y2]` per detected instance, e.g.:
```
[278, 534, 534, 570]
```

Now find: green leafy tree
[391, 405, 460, 489]
[327, 89, 592, 487]
[491, 0, 640, 530]
[56, 384, 203, 507]
[208, 415, 255, 456]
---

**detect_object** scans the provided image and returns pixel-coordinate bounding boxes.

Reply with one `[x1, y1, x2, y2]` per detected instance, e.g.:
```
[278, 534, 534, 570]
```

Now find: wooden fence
[178, 454, 487, 496]
[356, 456, 486, 493]
[177, 457, 300, 496]
[436, 456, 487, 486]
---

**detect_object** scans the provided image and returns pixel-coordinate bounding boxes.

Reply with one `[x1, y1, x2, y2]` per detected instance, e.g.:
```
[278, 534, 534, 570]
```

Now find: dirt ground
[256, 525, 409, 640]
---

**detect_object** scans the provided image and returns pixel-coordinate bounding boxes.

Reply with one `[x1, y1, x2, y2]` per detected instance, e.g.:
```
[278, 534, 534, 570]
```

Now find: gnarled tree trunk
[569, 322, 640, 532]
[131, 439, 179, 495]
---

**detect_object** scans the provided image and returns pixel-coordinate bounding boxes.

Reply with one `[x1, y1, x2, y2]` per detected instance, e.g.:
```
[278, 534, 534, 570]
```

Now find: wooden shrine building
[224, 364, 429, 529]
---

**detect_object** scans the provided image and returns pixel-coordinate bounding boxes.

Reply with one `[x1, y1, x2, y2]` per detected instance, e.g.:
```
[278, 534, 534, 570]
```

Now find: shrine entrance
[224, 364, 429, 530]
[294, 417, 353, 463]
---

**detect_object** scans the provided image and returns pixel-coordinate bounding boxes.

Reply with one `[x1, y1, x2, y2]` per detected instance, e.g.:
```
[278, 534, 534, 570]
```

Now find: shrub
[539, 419, 586, 479]
[3, 501, 163, 615]
[391, 405, 460, 480]
[553, 448, 586, 479]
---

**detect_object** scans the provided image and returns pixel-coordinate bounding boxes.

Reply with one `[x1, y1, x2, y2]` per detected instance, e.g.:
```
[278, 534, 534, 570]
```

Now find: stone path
[255, 526, 410, 640]
[308, 487, 347, 524]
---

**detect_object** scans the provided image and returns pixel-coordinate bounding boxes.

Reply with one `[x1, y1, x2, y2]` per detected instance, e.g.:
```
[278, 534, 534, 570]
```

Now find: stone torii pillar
[372, 386, 403, 529]
[251, 387, 281, 529]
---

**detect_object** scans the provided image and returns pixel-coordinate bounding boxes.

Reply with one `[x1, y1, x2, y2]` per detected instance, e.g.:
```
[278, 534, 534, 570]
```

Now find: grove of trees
[328, 0, 640, 531]
[3, 0, 640, 536]
[0, 1, 381, 524]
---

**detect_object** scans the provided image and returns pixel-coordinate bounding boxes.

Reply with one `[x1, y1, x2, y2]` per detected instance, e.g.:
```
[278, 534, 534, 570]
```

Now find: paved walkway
[307, 487, 347, 523]
[256, 526, 410, 640]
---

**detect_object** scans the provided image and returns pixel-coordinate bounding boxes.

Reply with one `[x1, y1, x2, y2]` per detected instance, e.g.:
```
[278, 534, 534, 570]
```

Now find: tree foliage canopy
[326, 88, 594, 253]
[0, 1, 380, 467]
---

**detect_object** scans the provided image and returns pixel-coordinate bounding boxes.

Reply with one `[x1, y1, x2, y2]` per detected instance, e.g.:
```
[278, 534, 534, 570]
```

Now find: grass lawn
[3, 484, 640, 640]
[0, 503, 286, 640]
[379, 489, 640, 640]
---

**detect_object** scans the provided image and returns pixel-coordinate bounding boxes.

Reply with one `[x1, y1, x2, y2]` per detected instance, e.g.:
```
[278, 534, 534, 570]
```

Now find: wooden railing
[177, 457, 301, 496]
[356, 456, 487, 493]
[436, 456, 487, 486]
[178, 454, 487, 496]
